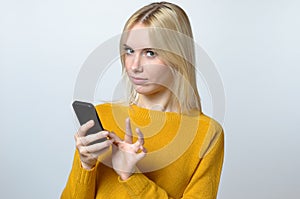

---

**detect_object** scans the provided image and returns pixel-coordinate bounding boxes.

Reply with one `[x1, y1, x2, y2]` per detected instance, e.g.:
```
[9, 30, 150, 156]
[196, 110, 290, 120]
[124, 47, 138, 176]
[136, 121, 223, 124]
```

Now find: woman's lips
[130, 76, 148, 85]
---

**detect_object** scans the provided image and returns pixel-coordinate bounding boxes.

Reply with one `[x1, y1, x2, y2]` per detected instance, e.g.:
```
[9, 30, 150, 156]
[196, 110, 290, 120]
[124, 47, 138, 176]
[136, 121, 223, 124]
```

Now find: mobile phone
[72, 100, 106, 143]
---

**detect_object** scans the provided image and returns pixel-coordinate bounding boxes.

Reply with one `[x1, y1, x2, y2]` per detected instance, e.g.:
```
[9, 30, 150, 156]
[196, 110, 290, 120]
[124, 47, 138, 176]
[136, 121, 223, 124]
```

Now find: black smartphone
[72, 101, 106, 143]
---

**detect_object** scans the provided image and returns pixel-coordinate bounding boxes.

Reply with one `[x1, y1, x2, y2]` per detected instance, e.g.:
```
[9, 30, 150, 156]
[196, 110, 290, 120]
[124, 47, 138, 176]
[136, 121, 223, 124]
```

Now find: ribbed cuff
[118, 173, 150, 196]
[74, 151, 97, 185]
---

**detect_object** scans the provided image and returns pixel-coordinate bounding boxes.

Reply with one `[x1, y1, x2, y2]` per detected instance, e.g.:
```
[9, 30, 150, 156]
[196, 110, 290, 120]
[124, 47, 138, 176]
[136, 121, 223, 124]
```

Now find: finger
[136, 148, 147, 160]
[75, 130, 109, 149]
[132, 141, 141, 153]
[124, 118, 133, 144]
[75, 133, 90, 149]
[77, 120, 94, 137]
[142, 146, 147, 153]
[85, 139, 113, 153]
[75, 135, 87, 149]
[133, 139, 145, 153]
[136, 128, 144, 146]
[84, 131, 109, 145]
[79, 145, 106, 166]
[77, 145, 90, 157]
[108, 132, 122, 143]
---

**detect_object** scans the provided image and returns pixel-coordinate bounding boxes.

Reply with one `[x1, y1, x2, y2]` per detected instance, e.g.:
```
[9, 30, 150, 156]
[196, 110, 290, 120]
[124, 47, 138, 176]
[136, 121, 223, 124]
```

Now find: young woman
[61, 2, 224, 199]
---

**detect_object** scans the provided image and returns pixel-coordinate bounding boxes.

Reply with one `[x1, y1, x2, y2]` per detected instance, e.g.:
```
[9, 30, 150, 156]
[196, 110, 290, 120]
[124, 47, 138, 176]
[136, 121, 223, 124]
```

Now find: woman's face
[123, 24, 173, 96]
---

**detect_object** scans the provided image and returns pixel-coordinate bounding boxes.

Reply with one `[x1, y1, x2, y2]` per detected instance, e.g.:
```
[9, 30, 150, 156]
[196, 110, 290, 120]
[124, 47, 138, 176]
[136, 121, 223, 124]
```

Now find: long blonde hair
[120, 2, 201, 114]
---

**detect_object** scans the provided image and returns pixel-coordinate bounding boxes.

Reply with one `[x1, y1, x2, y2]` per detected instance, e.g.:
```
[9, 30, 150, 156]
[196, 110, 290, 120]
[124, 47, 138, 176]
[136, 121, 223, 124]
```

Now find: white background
[1, 0, 299, 198]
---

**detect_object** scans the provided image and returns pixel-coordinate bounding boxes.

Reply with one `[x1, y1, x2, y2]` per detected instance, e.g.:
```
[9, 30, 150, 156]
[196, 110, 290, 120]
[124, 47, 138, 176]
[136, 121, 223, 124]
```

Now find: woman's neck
[136, 90, 178, 112]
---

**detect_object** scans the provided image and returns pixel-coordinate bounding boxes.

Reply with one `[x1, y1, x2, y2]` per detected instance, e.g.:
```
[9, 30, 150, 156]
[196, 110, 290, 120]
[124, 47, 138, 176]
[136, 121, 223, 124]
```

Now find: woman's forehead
[124, 27, 153, 49]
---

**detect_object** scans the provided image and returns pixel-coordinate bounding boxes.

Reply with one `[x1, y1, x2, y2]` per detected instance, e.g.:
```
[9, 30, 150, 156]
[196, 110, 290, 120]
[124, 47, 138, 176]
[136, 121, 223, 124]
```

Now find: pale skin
[75, 23, 177, 180]
[74, 118, 146, 180]
[124, 23, 177, 112]
[74, 120, 114, 170]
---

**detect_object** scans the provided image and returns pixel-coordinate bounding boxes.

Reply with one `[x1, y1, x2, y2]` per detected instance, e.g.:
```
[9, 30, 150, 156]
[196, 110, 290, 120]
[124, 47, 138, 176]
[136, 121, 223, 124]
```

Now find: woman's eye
[125, 48, 134, 55]
[145, 50, 156, 57]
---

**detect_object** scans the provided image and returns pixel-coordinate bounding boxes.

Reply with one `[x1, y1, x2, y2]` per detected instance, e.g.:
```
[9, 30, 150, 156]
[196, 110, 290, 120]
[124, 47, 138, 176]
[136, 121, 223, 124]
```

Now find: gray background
[1, 0, 299, 198]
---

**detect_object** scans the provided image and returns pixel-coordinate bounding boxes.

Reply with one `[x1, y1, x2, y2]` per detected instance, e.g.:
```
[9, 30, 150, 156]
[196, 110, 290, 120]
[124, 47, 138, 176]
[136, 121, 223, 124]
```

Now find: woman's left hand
[110, 118, 147, 180]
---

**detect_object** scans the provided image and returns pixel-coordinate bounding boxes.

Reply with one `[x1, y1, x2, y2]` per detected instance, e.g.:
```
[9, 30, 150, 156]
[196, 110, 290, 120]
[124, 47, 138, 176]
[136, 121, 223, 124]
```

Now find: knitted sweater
[61, 103, 224, 199]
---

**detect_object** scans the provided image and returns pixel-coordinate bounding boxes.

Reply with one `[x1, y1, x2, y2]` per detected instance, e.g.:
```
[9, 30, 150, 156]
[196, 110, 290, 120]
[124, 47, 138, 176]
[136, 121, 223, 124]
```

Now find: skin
[75, 23, 175, 180]
[75, 119, 146, 180]
[110, 118, 146, 180]
[124, 23, 176, 112]
[74, 120, 114, 170]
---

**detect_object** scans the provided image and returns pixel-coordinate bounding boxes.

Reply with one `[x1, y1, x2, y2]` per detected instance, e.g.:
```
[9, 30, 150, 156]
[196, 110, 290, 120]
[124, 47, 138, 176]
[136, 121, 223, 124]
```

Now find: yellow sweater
[61, 103, 224, 199]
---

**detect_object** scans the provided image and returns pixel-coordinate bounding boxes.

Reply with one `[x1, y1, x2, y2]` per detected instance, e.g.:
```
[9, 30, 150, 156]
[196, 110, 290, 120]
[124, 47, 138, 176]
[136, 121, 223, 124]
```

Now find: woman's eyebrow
[123, 44, 132, 49]
[123, 44, 155, 51]
[143, 48, 155, 51]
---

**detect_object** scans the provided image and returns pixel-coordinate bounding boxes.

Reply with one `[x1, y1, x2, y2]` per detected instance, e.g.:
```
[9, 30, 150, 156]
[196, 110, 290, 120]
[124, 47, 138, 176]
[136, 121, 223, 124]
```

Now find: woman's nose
[131, 54, 143, 72]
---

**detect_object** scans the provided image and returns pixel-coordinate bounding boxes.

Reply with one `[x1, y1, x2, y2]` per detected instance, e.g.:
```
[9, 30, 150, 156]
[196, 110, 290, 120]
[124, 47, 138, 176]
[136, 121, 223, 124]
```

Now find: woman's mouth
[129, 76, 148, 85]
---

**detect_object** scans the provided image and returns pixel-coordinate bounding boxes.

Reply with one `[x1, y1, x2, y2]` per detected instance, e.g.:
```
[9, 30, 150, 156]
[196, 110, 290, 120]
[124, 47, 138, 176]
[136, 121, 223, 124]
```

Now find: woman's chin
[134, 83, 156, 93]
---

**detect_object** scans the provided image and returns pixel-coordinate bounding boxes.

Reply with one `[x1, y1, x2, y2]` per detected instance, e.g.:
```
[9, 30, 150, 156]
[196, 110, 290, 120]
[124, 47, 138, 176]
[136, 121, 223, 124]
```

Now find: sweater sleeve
[119, 132, 224, 199]
[60, 150, 97, 199]
[182, 131, 224, 198]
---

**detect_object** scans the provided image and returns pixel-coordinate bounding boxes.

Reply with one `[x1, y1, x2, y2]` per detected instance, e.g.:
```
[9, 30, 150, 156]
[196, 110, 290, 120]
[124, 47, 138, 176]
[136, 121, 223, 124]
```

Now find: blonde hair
[120, 2, 201, 114]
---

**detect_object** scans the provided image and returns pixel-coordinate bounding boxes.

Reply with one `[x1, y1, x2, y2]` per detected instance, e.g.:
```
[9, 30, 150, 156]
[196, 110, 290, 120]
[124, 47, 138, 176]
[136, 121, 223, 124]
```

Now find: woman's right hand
[74, 120, 114, 170]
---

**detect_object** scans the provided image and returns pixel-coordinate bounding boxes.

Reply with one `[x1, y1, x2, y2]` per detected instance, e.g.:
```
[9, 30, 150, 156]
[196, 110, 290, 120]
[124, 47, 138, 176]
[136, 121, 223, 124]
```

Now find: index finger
[124, 118, 133, 144]
[77, 120, 94, 137]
